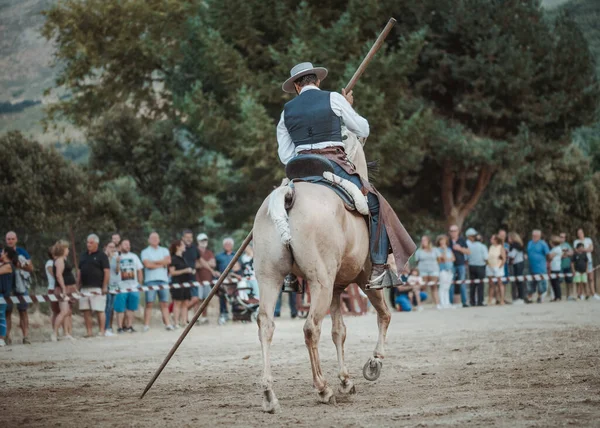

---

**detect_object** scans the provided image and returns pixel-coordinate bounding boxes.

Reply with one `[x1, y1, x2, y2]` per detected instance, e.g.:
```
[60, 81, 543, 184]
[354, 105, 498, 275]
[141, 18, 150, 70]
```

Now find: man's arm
[76, 270, 82, 290]
[143, 260, 162, 269]
[276, 112, 296, 165]
[330, 92, 369, 138]
[137, 270, 144, 285]
[102, 268, 110, 293]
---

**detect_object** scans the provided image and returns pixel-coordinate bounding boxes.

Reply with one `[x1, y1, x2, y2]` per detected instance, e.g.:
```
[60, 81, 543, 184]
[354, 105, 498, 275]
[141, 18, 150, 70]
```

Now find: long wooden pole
[344, 18, 396, 92]
[140, 231, 253, 399]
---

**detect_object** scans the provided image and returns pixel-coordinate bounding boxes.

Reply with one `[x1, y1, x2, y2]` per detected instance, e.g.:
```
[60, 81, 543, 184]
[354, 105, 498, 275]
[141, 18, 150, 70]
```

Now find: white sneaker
[165, 325, 175, 331]
[50, 333, 58, 342]
[64, 335, 76, 341]
[417, 306, 424, 312]
[173, 324, 180, 330]
[0, 338, 5, 347]
[579, 295, 585, 301]
[513, 299, 525, 305]
[593, 294, 600, 301]
[436, 304, 443, 310]
[142, 325, 150, 332]
[104, 330, 114, 337]
[198, 317, 209, 325]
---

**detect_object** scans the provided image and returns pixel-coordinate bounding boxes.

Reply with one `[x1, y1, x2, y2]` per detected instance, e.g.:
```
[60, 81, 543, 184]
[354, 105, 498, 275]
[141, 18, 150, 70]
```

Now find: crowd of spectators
[394, 226, 598, 312]
[0, 230, 258, 346]
[0, 225, 597, 344]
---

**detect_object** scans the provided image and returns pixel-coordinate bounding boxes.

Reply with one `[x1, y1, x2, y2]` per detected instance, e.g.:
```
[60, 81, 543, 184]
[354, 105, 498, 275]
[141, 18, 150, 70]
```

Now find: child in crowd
[395, 268, 427, 312]
[549, 236, 563, 301]
[572, 243, 590, 299]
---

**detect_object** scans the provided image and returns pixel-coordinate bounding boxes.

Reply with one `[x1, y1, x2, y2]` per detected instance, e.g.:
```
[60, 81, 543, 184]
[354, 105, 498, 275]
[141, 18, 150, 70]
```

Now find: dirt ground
[1, 299, 599, 427]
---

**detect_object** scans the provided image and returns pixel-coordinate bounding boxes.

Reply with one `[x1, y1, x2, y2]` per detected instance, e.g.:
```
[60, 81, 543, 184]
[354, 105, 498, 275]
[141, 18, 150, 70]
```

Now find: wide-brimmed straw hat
[282, 62, 328, 93]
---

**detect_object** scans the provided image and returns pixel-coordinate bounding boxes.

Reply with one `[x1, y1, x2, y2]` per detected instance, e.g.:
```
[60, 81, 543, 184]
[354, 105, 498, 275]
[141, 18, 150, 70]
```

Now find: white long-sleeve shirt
[276, 85, 370, 165]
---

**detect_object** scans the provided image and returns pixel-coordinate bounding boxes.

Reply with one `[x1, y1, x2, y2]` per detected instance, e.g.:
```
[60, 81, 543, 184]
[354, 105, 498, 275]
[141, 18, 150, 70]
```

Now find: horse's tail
[267, 184, 294, 247]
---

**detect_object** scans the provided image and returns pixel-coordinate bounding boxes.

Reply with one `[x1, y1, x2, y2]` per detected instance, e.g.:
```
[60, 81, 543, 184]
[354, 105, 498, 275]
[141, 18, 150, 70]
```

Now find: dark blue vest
[283, 89, 342, 147]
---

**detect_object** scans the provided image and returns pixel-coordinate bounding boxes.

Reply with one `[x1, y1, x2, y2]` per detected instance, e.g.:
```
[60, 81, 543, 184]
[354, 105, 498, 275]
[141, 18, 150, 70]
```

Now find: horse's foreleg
[304, 280, 335, 404]
[359, 285, 391, 381]
[257, 278, 283, 413]
[331, 286, 355, 395]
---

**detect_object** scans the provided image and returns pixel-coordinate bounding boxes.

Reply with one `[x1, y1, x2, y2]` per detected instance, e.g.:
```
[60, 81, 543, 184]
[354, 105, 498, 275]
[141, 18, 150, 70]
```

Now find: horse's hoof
[363, 357, 383, 381]
[338, 381, 356, 395]
[317, 386, 336, 405]
[262, 390, 280, 414]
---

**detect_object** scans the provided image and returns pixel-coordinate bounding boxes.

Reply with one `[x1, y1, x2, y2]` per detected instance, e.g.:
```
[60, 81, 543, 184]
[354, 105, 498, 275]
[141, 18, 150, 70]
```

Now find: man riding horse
[277, 62, 415, 289]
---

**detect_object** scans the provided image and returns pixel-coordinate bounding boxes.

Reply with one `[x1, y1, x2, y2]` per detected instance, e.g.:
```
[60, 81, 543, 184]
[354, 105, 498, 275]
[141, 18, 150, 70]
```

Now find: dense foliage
[5, 0, 599, 258]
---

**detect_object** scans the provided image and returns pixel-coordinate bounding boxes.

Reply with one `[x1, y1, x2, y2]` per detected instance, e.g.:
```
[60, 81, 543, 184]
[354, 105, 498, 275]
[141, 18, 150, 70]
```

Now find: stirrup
[283, 274, 301, 293]
[365, 265, 389, 290]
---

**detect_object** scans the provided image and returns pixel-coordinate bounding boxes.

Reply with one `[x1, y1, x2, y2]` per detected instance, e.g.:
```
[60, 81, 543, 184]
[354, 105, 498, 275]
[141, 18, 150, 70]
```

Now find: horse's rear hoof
[262, 391, 280, 413]
[317, 386, 336, 405]
[363, 357, 383, 381]
[338, 381, 356, 395]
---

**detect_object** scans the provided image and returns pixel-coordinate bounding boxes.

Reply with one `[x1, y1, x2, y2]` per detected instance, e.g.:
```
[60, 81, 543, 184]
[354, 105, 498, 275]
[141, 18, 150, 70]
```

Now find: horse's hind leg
[331, 286, 355, 395]
[304, 278, 336, 404]
[359, 283, 391, 381]
[257, 275, 285, 413]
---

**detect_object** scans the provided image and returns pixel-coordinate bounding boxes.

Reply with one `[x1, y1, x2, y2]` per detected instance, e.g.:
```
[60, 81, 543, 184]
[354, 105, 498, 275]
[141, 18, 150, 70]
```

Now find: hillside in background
[0, 0, 594, 146]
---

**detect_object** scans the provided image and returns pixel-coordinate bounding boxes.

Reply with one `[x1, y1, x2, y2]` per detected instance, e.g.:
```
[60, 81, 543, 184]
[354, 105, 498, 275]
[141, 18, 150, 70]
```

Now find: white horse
[253, 132, 391, 412]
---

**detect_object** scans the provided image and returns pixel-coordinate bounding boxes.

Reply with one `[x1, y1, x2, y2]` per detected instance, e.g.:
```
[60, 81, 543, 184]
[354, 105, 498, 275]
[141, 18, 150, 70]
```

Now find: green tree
[42, 0, 599, 235]
[0, 131, 92, 233]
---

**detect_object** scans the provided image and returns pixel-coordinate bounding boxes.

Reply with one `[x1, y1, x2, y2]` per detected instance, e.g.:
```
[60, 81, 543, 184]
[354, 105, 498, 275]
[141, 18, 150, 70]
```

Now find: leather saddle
[285, 154, 358, 212]
[285, 154, 334, 179]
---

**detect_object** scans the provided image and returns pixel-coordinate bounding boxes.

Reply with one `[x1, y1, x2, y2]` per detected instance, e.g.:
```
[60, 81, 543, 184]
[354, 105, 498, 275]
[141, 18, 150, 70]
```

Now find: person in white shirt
[573, 228, 598, 300]
[115, 239, 143, 333]
[141, 232, 173, 331]
[277, 62, 415, 290]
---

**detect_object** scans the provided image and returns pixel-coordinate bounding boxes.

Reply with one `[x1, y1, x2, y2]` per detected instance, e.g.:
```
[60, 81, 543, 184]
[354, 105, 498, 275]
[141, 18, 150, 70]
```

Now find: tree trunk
[441, 162, 494, 230]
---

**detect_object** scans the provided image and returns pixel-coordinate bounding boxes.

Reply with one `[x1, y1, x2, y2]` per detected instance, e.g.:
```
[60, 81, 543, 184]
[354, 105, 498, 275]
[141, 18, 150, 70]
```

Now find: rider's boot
[283, 273, 301, 293]
[367, 264, 389, 290]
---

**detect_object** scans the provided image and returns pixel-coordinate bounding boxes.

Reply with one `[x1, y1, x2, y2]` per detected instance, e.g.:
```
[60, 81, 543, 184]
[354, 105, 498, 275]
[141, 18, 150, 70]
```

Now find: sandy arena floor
[1, 300, 599, 427]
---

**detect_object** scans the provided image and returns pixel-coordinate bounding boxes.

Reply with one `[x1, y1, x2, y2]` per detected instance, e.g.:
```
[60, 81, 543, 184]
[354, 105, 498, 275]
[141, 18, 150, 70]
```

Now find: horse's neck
[344, 129, 369, 181]
[353, 147, 369, 181]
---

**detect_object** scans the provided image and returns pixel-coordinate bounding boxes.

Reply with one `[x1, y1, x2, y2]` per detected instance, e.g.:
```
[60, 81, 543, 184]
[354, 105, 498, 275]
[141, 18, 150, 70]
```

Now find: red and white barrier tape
[0, 277, 250, 305]
[416, 264, 600, 287]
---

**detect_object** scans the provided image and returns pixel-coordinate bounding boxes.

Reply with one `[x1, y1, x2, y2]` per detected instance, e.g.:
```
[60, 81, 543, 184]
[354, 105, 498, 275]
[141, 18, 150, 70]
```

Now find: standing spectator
[449, 225, 470, 307]
[487, 235, 507, 305]
[0, 247, 17, 347]
[466, 228, 488, 306]
[526, 230, 550, 303]
[548, 236, 563, 302]
[574, 228, 598, 300]
[181, 230, 200, 321]
[169, 240, 194, 328]
[414, 235, 440, 307]
[572, 243, 590, 299]
[114, 239, 143, 333]
[77, 234, 111, 337]
[497, 229, 511, 298]
[46, 248, 60, 332]
[193, 233, 216, 324]
[508, 232, 526, 304]
[436, 235, 455, 309]
[111, 233, 121, 250]
[216, 237, 236, 323]
[4, 231, 33, 344]
[559, 232, 574, 300]
[105, 241, 120, 334]
[141, 232, 173, 331]
[51, 241, 77, 342]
